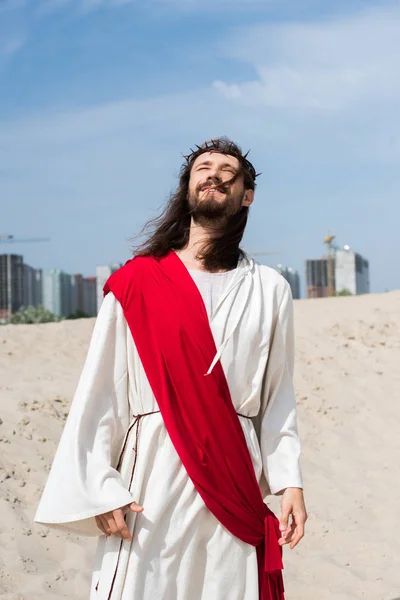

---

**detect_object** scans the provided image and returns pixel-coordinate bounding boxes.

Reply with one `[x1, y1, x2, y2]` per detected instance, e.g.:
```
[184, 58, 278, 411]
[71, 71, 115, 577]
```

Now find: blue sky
[1, 0, 399, 294]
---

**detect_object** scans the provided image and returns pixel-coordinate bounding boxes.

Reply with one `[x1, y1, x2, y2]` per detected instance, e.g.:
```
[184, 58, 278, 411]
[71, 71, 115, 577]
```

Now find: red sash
[104, 251, 284, 600]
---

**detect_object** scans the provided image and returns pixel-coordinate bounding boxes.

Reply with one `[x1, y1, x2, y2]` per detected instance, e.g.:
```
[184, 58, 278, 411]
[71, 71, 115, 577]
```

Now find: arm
[260, 279, 307, 548]
[34, 293, 135, 536]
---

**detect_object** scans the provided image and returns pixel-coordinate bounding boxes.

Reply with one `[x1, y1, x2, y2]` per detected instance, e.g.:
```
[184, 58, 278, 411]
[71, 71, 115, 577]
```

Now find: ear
[242, 189, 254, 208]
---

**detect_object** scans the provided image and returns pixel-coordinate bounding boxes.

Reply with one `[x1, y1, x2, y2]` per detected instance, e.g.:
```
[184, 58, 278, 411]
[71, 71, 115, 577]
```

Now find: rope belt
[116, 410, 252, 478]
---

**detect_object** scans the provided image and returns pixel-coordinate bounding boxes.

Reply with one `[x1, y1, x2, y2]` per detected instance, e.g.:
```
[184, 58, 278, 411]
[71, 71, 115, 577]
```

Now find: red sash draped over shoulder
[104, 251, 285, 600]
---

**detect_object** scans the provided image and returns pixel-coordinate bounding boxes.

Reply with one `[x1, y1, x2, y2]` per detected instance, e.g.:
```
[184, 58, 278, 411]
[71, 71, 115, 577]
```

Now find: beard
[188, 182, 245, 227]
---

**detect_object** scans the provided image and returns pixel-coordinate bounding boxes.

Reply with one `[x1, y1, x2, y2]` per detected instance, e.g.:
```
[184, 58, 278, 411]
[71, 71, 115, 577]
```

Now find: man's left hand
[278, 487, 307, 549]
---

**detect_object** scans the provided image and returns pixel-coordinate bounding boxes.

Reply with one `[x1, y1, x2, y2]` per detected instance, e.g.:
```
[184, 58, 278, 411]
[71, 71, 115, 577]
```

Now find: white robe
[35, 257, 303, 600]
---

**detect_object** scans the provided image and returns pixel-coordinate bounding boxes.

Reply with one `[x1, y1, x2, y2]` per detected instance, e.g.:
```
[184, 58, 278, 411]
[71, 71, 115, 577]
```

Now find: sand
[0, 291, 399, 600]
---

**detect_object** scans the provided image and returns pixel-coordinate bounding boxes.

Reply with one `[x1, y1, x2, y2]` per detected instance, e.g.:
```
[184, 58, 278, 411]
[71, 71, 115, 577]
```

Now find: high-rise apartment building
[82, 276, 97, 316]
[1, 254, 99, 320]
[42, 270, 73, 317]
[335, 248, 370, 295]
[70, 274, 80, 315]
[23, 264, 43, 308]
[42, 271, 98, 318]
[96, 264, 122, 313]
[0, 254, 24, 320]
[305, 258, 332, 298]
[306, 247, 369, 298]
[276, 265, 301, 300]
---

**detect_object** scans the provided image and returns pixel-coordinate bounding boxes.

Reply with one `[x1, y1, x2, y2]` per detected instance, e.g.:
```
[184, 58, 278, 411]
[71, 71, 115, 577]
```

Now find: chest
[207, 276, 277, 403]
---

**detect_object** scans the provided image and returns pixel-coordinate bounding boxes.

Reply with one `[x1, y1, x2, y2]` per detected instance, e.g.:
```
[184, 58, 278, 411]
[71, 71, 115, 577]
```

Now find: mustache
[196, 180, 229, 194]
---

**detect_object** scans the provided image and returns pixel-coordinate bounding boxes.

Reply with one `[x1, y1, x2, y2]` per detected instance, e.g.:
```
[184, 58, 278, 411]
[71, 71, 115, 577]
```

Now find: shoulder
[108, 256, 146, 279]
[105, 256, 152, 286]
[253, 262, 292, 304]
[103, 256, 153, 304]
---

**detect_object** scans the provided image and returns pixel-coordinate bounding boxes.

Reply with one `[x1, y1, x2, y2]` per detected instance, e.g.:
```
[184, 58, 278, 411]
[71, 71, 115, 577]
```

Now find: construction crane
[323, 233, 336, 297]
[0, 234, 50, 244]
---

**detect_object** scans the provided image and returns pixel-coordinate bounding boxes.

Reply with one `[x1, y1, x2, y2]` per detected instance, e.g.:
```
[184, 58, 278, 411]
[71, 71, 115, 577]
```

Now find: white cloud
[215, 5, 400, 110]
[210, 4, 400, 167]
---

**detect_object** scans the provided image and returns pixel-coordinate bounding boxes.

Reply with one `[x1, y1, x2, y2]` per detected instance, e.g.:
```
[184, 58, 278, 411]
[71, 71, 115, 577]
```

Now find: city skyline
[1, 251, 303, 320]
[0, 235, 374, 295]
[0, 252, 98, 319]
[1, 1, 399, 294]
[1, 243, 367, 309]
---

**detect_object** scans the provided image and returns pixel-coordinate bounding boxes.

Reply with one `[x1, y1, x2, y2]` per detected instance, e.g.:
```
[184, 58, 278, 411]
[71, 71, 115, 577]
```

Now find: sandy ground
[0, 291, 399, 600]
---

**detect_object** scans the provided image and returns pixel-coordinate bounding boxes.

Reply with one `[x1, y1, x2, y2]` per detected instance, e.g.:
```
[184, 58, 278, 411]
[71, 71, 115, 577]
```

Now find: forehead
[192, 151, 240, 170]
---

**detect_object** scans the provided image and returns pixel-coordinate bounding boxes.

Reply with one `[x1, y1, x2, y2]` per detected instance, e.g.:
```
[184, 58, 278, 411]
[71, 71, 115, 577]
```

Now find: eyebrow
[196, 160, 238, 170]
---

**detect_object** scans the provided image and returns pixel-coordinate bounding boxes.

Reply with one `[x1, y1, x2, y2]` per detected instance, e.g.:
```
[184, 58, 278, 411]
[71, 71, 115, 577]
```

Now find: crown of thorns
[183, 139, 261, 181]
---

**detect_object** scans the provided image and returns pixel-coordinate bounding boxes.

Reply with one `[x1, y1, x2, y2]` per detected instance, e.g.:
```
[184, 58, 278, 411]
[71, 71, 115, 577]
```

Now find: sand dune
[0, 291, 399, 600]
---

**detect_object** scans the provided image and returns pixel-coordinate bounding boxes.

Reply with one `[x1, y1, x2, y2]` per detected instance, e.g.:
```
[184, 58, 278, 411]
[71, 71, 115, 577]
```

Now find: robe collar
[173, 252, 255, 376]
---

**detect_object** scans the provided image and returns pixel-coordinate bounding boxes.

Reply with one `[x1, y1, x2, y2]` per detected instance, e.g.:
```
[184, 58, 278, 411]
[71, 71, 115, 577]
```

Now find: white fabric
[35, 256, 303, 600]
[188, 268, 237, 319]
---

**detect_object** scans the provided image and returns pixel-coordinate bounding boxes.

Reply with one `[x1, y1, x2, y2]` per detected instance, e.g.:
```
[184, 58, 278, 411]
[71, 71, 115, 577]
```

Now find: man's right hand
[95, 502, 144, 541]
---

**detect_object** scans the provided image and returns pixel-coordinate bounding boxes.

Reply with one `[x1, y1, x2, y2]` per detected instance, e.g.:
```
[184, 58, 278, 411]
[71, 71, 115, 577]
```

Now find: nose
[207, 169, 222, 184]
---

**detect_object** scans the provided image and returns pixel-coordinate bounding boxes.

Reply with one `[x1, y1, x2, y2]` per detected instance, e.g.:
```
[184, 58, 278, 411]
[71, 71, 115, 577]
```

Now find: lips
[201, 185, 225, 194]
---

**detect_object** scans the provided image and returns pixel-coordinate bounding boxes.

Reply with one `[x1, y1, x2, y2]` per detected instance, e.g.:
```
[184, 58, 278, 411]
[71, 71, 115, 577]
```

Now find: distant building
[42, 270, 73, 317]
[70, 274, 97, 317]
[23, 264, 43, 308]
[335, 248, 370, 295]
[306, 247, 370, 298]
[276, 265, 301, 300]
[305, 258, 332, 299]
[82, 276, 97, 316]
[96, 264, 123, 313]
[39, 270, 98, 318]
[70, 274, 80, 315]
[0, 255, 98, 320]
[0, 254, 24, 320]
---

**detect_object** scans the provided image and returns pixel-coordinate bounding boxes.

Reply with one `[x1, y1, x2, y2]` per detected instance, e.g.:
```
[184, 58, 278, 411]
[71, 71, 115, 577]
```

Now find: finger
[290, 523, 305, 549]
[98, 515, 112, 536]
[282, 522, 296, 540]
[129, 501, 144, 513]
[105, 515, 121, 536]
[278, 522, 296, 545]
[113, 510, 132, 542]
[95, 516, 107, 535]
[279, 504, 291, 532]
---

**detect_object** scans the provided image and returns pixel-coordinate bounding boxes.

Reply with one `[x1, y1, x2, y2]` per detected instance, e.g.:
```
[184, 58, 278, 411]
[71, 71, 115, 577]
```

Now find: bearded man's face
[187, 152, 250, 224]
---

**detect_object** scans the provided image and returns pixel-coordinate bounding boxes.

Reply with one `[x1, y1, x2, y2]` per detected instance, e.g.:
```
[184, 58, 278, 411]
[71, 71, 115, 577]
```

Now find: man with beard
[35, 138, 307, 600]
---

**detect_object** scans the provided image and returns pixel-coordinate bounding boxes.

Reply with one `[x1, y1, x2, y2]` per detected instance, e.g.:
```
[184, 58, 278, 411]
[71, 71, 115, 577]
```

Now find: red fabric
[104, 251, 284, 600]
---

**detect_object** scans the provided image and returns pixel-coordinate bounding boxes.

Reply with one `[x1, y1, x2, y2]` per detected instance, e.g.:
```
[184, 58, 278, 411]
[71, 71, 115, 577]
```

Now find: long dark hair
[132, 137, 259, 272]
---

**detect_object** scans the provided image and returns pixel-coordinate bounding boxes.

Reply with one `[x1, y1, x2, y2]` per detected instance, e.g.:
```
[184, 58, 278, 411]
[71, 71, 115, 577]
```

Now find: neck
[175, 209, 247, 273]
[175, 219, 227, 272]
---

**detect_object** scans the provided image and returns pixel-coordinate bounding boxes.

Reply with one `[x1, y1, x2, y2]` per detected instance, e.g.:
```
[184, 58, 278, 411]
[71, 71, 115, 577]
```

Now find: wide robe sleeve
[34, 292, 134, 536]
[260, 279, 303, 496]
